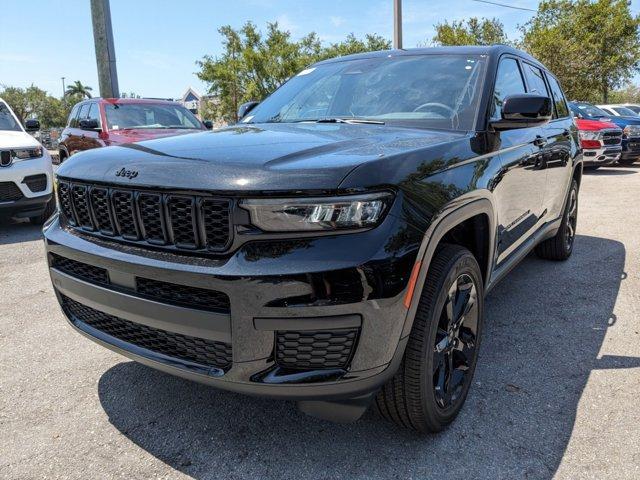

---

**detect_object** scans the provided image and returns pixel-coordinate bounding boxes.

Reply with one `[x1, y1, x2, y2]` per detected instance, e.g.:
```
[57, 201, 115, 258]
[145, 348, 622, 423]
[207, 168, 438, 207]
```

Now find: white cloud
[276, 14, 298, 34]
[330, 16, 346, 27]
[0, 53, 36, 64]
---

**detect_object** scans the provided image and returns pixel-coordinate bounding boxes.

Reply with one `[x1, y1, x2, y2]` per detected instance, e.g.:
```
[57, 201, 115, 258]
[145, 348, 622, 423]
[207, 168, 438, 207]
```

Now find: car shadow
[0, 217, 43, 245]
[585, 167, 637, 176]
[97, 234, 632, 479]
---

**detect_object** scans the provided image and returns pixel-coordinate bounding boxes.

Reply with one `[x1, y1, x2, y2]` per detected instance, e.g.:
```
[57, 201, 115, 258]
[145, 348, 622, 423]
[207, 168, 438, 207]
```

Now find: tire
[30, 198, 56, 225]
[535, 179, 578, 261]
[618, 157, 637, 166]
[583, 165, 600, 171]
[375, 244, 484, 432]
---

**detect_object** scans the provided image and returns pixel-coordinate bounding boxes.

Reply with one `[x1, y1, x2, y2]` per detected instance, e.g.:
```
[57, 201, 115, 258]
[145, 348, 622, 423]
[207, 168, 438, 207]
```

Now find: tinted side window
[77, 103, 89, 124]
[546, 75, 569, 118]
[87, 103, 100, 125]
[68, 105, 80, 127]
[522, 63, 549, 96]
[492, 58, 526, 121]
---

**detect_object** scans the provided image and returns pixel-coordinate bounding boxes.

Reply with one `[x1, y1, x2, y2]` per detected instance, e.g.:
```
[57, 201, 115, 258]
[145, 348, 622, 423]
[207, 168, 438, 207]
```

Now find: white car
[0, 98, 55, 223]
[597, 104, 640, 117]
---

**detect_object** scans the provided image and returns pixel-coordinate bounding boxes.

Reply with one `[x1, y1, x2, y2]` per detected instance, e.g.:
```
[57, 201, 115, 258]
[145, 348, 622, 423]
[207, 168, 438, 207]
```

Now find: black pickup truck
[45, 46, 581, 432]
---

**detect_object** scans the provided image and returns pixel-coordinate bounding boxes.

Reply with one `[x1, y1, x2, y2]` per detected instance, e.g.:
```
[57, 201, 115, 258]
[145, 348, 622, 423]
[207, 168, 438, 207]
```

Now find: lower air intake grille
[275, 328, 359, 370]
[136, 277, 230, 314]
[61, 296, 232, 369]
[23, 174, 47, 193]
[0, 182, 23, 202]
[51, 253, 109, 285]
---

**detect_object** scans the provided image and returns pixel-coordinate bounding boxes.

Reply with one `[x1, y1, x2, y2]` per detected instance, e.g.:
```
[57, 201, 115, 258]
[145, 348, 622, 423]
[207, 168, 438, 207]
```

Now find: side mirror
[203, 120, 213, 130]
[79, 118, 100, 131]
[237, 101, 259, 121]
[491, 94, 552, 131]
[24, 119, 40, 132]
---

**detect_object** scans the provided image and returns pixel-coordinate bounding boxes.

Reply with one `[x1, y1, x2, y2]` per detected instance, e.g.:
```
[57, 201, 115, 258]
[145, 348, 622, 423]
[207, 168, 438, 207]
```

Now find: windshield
[613, 106, 638, 117]
[571, 103, 610, 119]
[625, 105, 640, 114]
[0, 102, 22, 132]
[244, 54, 487, 131]
[104, 103, 203, 130]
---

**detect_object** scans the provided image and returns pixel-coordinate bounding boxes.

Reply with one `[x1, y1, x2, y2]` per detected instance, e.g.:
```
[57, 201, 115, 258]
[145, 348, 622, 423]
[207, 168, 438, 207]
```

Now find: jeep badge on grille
[115, 167, 139, 179]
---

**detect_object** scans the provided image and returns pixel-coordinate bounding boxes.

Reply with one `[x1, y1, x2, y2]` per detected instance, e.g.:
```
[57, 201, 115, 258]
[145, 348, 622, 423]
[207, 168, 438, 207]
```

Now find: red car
[575, 118, 622, 169]
[58, 98, 211, 162]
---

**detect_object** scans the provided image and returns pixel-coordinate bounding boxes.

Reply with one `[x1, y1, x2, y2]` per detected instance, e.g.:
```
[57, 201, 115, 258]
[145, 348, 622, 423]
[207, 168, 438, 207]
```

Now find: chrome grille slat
[56, 180, 232, 254]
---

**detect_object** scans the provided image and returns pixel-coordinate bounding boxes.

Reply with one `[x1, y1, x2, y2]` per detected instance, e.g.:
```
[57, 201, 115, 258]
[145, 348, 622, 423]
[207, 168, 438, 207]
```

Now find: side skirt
[486, 216, 562, 294]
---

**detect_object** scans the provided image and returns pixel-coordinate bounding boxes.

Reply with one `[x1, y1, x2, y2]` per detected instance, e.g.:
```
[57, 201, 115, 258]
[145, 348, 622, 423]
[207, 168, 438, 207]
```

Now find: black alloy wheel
[375, 244, 484, 432]
[535, 178, 579, 261]
[432, 273, 478, 411]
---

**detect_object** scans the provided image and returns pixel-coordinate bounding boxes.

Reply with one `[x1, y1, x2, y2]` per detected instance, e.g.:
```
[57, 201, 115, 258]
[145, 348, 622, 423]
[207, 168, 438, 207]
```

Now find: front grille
[275, 328, 359, 370]
[61, 295, 232, 369]
[0, 182, 23, 202]
[603, 130, 622, 146]
[51, 253, 109, 285]
[23, 174, 47, 192]
[49, 253, 230, 313]
[136, 277, 230, 313]
[57, 180, 232, 254]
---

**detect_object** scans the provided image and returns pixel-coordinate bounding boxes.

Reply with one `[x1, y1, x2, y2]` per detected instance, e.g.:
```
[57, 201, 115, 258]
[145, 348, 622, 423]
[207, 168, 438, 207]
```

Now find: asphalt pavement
[1, 165, 639, 479]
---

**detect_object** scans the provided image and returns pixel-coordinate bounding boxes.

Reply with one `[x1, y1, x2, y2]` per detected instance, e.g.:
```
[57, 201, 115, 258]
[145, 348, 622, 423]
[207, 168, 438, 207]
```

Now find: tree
[609, 83, 640, 103]
[432, 17, 509, 46]
[0, 85, 69, 128]
[521, 0, 640, 102]
[65, 80, 93, 99]
[197, 22, 390, 122]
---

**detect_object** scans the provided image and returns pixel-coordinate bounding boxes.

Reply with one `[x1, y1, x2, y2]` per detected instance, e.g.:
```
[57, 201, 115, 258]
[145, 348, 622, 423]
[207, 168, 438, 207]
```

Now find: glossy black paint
[491, 93, 552, 130]
[45, 46, 581, 407]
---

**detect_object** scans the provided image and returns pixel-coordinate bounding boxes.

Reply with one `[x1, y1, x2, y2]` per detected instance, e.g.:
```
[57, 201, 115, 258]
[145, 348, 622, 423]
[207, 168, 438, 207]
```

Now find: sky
[1, 0, 639, 100]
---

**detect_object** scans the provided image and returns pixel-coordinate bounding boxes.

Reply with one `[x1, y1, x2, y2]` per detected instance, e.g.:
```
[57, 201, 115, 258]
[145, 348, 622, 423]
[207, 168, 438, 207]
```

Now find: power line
[470, 0, 537, 12]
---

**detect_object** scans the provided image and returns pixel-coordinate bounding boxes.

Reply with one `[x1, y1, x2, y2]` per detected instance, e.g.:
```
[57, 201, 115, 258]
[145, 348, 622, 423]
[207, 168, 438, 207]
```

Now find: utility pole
[90, 0, 119, 98]
[61, 77, 66, 98]
[393, 0, 403, 49]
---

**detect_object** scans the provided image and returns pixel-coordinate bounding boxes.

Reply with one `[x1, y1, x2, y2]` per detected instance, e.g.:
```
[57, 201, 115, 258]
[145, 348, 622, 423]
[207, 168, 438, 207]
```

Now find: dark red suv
[58, 98, 210, 162]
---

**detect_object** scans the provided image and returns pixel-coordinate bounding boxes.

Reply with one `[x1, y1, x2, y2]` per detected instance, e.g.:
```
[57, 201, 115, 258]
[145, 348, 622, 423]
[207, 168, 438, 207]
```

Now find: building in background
[179, 87, 222, 126]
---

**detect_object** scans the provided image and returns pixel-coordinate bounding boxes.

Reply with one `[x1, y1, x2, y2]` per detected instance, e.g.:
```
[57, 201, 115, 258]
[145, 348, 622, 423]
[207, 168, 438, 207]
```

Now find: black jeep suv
[45, 46, 581, 432]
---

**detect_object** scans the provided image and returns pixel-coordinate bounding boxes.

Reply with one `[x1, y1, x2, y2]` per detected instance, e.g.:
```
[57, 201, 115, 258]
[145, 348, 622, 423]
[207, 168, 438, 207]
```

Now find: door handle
[534, 136, 547, 148]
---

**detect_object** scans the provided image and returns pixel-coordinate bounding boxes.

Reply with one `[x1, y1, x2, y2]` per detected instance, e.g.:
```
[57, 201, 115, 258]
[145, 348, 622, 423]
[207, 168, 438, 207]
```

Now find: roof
[314, 45, 546, 69]
[181, 87, 201, 103]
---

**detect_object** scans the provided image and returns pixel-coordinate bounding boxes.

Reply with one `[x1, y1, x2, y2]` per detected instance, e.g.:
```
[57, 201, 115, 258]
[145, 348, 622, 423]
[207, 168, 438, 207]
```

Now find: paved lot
[1, 166, 640, 480]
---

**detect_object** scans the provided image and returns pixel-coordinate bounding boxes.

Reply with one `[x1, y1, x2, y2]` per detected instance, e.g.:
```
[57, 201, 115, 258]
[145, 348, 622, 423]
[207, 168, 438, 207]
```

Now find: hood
[106, 128, 203, 145]
[58, 123, 465, 191]
[605, 116, 640, 127]
[0, 130, 41, 149]
[575, 118, 619, 131]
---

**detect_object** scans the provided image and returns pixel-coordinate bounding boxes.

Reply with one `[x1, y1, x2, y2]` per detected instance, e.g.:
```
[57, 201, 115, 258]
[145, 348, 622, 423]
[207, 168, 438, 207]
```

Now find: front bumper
[581, 145, 622, 166]
[0, 153, 54, 217]
[0, 192, 52, 218]
[621, 137, 640, 159]
[44, 211, 417, 400]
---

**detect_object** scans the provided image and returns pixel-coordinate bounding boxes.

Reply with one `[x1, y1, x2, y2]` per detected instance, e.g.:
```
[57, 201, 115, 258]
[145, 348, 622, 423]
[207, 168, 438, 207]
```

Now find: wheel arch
[400, 194, 497, 338]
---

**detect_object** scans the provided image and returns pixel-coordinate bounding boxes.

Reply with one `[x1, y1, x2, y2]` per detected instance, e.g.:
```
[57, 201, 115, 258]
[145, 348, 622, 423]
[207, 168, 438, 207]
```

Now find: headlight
[578, 130, 601, 141]
[12, 147, 43, 160]
[623, 125, 640, 137]
[240, 192, 394, 232]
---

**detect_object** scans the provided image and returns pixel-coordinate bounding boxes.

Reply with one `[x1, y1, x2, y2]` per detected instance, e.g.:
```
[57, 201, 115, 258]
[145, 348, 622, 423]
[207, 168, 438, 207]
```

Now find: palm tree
[65, 80, 93, 99]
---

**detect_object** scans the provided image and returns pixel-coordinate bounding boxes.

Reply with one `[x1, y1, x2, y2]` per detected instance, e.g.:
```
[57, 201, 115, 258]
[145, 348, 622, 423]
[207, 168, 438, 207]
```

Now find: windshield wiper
[310, 117, 385, 125]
